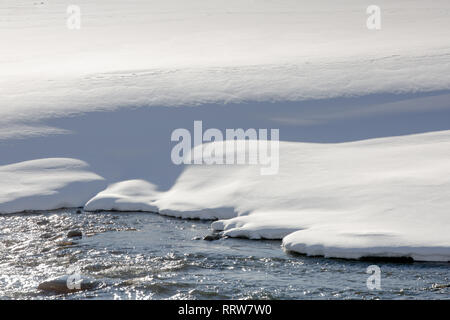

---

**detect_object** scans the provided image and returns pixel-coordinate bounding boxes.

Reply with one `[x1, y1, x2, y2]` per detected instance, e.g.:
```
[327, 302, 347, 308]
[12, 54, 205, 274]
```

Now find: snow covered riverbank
[2, 129, 450, 261]
[1, 0, 450, 261]
[84, 131, 450, 262]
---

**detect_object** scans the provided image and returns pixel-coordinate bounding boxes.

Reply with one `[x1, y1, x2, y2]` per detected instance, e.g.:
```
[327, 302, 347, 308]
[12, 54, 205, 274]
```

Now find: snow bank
[210, 132, 450, 261]
[0, 158, 105, 214]
[84, 179, 159, 212]
[83, 131, 450, 261]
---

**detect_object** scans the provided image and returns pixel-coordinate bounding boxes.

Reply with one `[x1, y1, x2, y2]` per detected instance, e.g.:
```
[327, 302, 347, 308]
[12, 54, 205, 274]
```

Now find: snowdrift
[0, 158, 105, 213]
[84, 179, 159, 212]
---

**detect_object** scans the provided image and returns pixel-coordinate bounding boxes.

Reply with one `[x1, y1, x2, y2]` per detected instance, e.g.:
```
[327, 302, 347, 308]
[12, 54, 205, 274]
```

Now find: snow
[1, 0, 450, 261]
[2, 0, 450, 127]
[84, 131, 450, 261]
[84, 180, 159, 212]
[0, 158, 105, 214]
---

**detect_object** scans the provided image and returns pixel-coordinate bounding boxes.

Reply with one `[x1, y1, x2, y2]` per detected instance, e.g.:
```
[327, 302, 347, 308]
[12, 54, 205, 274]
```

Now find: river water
[0, 209, 448, 299]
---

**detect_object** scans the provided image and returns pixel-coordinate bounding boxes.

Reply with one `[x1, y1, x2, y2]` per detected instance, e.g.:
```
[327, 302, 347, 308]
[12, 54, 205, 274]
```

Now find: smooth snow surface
[2, 0, 450, 129]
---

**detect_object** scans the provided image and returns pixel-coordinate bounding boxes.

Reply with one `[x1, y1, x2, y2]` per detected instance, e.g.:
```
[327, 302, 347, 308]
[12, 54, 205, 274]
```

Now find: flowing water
[0, 209, 448, 299]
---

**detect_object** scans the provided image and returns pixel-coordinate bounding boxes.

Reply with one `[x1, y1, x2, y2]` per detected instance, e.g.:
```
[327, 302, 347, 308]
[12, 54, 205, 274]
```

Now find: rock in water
[37, 275, 97, 294]
[203, 232, 222, 241]
[56, 240, 76, 247]
[67, 230, 82, 238]
[36, 219, 49, 226]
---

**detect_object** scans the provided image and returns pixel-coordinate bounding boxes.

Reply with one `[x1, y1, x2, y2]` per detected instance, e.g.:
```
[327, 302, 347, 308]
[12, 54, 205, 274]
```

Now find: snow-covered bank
[0, 158, 105, 214]
[4, 112, 449, 261]
[84, 180, 159, 212]
[1, 1, 450, 261]
[81, 131, 450, 261]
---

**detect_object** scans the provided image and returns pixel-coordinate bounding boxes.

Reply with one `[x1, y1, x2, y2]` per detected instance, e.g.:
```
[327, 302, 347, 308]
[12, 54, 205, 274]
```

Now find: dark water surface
[0, 209, 448, 299]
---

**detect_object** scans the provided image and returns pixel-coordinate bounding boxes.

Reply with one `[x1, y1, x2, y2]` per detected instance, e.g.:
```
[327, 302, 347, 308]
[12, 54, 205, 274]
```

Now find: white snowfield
[2, 0, 450, 128]
[1, 1, 450, 261]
